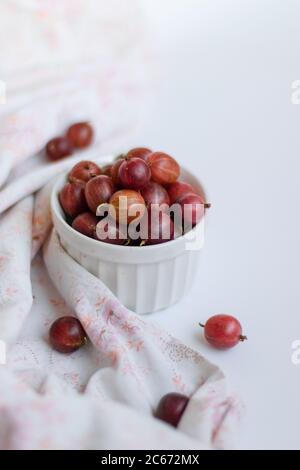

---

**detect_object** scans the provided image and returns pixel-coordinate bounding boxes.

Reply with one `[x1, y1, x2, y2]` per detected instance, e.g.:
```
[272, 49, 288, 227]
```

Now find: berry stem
[199, 322, 205, 328]
[204, 203, 211, 209]
[239, 335, 248, 342]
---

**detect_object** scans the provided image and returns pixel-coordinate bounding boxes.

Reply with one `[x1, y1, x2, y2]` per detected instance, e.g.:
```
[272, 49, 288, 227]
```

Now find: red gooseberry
[141, 181, 170, 208]
[126, 147, 152, 162]
[148, 152, 180, 185]
[141, 210, 174, 245]
[102, 164, 113, 177]
[85, 175, 115, 214]
[49, 316, 87, 353]
[111, 158, 124, 186]
[59, 182, 87, 218]
[68, 160, 101, 184]
[176, 192, 205, 227]
[167, 181, 196, 205]
[72, 212, 99, 238]
[66, 122, 94, 148]
[155, 393, 189, 427]
[118, 157, 151, 190]
[199, 314, 247, 349]
[46, 136, 73, 161]
[109, 189, 146, 224]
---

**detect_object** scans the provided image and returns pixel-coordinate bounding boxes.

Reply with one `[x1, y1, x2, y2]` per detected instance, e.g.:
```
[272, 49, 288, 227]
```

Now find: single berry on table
[155, 393, 189, 427]
[67, 122, 94, 148]
[46, 136, 73, 161]
[199, 314, 247, 349]
[49, 316, 87, 353]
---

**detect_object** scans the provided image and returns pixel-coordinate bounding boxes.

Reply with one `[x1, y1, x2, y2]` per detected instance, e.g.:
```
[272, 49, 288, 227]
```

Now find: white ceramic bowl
[51, 157, 207, 314]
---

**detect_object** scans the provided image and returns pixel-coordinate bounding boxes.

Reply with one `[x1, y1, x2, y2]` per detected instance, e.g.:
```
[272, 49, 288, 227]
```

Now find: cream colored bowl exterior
[51, 157, 206, 314]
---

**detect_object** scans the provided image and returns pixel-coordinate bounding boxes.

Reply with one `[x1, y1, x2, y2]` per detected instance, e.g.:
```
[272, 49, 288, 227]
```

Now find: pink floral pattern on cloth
[0, 0, 243, 450]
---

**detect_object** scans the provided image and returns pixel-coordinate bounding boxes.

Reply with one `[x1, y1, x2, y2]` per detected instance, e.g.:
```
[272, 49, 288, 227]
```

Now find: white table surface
[134, 0, 300, 450]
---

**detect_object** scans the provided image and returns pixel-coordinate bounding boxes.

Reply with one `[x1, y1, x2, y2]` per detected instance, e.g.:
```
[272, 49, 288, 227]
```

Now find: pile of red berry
[59, 147, 209, 246]
[46, 122, 94, 161]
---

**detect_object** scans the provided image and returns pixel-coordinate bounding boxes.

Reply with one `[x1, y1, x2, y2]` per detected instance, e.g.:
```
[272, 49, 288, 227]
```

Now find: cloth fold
[0, 196, 33, 347]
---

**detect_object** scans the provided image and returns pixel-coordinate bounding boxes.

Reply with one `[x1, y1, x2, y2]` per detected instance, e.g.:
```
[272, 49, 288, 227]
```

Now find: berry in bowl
[51, 148, 209, 314]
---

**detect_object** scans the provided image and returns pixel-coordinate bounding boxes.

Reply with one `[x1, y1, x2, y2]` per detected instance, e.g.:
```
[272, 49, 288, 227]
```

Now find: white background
[134, 0, 300, 450]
